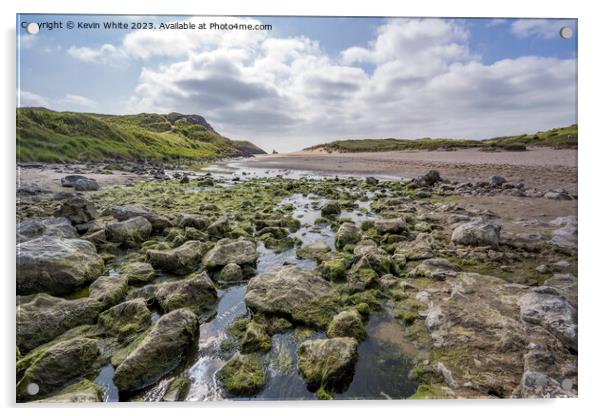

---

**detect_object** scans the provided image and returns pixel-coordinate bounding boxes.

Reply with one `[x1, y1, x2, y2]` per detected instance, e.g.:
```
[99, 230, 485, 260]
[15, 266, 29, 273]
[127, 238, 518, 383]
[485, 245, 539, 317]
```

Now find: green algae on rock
[297, 337, 358, 393]
[217, 353, 266, 396]
[113, 308, 198, 392]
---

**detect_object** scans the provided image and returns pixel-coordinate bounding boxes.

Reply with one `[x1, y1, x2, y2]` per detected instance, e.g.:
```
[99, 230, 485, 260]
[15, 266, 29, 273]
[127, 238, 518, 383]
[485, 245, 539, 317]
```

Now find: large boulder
[297, 337, 358, 392]
[321, 201, 341, 217]
[217, 353, 266, 397]
[216, 263, 244, 283]
[109, 205, 172, 232]
[395, 233, 434, 260]
[207, 216, 230, 239]
[17, 236, 104, 295]
[451, 219, 501, 248]
[352, 242, 394, 275]
[105, 216, 152, 247]
[245, 265, 338, 327]
[203, 238, 258, 268]
[113, 308, 198, 392]
[296, 240, 331, 261]
[409, 258, 458, 280]
[240, 321, 272, 353]
[519, 286, 577, 351]
[98, 298, 152, 341]
[374, 218, 407, 235]
[55, 195, 98, 225]
[412, 170, 441, 187]
[16, 294, 104, 353]
[17, 337, 100, 400]
[177, 213, 207, 230]
[89, 275, 128, 307]
[550, 218, 577, 253]
[61, 175, 92, 188]
[16, 217, 77, 243]
[32, 380, 104, 403]
[154, 272, 218, 314]
[74, 177, 100, 191]
[326, 309, 365, 340]
[120, 261, 155, 283]
[147, 240, 206, 274]
[335, 223, 361, 249]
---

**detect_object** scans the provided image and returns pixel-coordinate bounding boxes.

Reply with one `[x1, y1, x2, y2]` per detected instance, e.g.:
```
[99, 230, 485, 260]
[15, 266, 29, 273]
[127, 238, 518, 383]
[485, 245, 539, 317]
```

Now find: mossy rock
[409, 384, 445, 399]
[326, 309, 366, 340]
[217, 354, 266, 397]
[240, 321, 272, 353]
[228, 319, 250, 338]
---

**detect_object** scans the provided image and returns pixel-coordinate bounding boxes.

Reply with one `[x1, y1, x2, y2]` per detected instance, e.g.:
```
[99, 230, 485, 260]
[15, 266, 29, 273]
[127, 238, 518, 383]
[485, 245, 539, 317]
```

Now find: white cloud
[68, 44, 124, 63]
[18, 91, 97, 111]
[66, 18, 576, 152]
[58, 94, 96, 108]
[511, 19, 575, 39]
[17, 90, 49, 107]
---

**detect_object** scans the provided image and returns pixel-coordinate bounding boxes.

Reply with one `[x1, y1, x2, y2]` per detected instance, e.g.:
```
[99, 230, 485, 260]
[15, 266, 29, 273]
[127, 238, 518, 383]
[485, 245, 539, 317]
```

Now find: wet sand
[17, 165, 145, 193]
[242, 148, 578, 193]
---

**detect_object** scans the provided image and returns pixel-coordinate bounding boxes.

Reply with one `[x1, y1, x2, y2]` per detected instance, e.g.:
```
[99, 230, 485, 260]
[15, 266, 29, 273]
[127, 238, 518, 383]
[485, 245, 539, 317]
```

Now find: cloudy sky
[17, 15, 577, 152]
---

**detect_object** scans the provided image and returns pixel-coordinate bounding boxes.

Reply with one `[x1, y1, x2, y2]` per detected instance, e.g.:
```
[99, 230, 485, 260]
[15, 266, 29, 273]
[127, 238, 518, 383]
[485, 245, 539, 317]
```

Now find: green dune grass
[305, 124, 577, 153]
[16, 108, 265, 163]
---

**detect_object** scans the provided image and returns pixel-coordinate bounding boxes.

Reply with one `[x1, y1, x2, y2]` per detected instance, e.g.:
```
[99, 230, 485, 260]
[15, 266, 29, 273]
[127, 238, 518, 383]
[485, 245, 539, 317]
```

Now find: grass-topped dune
[17, 107, 265, 163]
[305, 124, 577, 153]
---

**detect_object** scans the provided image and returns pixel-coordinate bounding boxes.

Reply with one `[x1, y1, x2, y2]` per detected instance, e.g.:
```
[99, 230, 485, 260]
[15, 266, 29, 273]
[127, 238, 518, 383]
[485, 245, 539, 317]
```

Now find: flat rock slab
[245, 265, 338, 327]
[17, 236, 104, 295]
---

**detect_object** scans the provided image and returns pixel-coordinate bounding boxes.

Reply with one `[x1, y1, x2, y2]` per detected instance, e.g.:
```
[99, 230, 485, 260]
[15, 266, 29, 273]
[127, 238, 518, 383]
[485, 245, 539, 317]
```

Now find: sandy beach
[241, 148, 578, 194]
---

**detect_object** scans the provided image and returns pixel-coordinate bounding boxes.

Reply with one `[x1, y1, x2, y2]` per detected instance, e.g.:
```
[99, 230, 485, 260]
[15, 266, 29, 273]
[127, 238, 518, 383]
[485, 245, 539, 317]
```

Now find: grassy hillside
[306, 124, 577, 153]
[16, 108, 265, 163]
[232, 140, 267, 155]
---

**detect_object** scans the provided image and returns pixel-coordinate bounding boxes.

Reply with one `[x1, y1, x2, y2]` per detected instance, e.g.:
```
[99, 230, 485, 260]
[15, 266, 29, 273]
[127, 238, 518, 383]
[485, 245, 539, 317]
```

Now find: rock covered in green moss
[352, 242, 395, 275]
[216, 263, 243, 283]
[17, 294, 104, 353]
[105, 216, 152, 247]
[374, 218, 407, 235]
[55, 195, 98, 225]
[89, 275, 128, 307]
[217, 354, 266, 396]
[409, 258, 458, 280]
[121, 261, 155, 283]
[335, 223, 361, 249]
[32, 379, 104, 403]
[147, 240, 207, 274]
[177, 213, 207, 230]
[98, 298, 152, 340]
[451, 219, 501, 248]
[326, 309, 365, 340]
[296, 240, 331, 261]
[17, 337, 100, 400]
[161, 376, 191, 401]
[395, 233, 434, 260]
[202, 238, 258, 268]
[319, 254, 351, 281]
[17, 216, 78, 243]
[17, 236, 104, 295]
[109, 205, 172, 232]
[154, 272, 217, 314]
[321, 201, 341, 217]
[241, 321, 272, 353]
[207, 216, 230, 239]
[347, 257, 379, 292]
[297, 337, 358, 392]
[113, 308, 198, 392]
[245, 265, 338, 327]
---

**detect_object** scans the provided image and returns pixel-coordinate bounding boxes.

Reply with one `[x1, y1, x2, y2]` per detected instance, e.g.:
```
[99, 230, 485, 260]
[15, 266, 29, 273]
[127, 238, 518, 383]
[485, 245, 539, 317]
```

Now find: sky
[17, 15, 577, 152]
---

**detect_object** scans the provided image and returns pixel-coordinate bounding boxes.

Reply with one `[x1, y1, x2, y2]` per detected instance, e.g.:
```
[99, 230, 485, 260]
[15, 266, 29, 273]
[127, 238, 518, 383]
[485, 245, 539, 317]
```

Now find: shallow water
[95, 168, 417, 401]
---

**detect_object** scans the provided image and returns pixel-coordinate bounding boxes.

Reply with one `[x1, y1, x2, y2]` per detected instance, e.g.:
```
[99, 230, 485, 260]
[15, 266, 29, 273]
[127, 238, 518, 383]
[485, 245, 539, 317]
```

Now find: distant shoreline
[240, 147, 578, 194]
